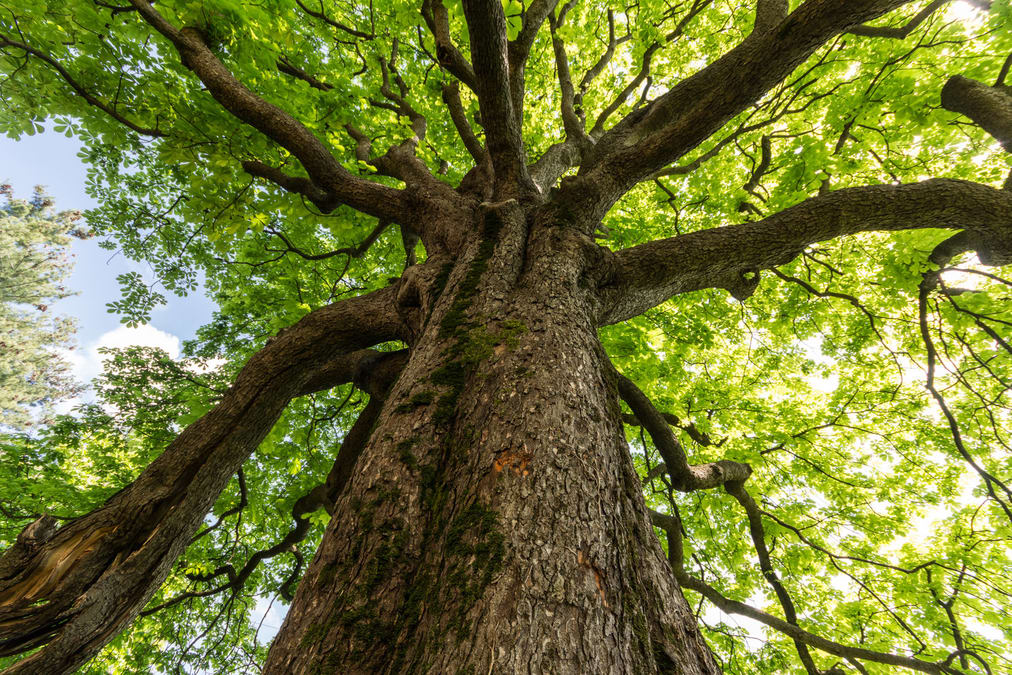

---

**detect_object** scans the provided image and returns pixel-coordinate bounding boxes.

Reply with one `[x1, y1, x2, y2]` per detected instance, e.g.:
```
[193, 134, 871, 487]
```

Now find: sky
[0, 128, 217, 391]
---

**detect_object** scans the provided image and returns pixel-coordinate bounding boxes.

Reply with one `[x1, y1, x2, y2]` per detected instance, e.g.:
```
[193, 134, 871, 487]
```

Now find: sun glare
[946, 0, 988, 27]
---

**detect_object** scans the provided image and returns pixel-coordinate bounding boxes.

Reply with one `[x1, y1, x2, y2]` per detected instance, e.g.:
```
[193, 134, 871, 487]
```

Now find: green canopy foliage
[0, 0, 1010, 673]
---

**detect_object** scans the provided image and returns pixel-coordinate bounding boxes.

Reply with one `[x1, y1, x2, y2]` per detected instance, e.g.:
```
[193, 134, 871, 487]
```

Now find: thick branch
[507, 0, 559, 122]
[599, 179, 1012, 325]
[554, 0, 915, 226]
[277, 53, 439, 190]
[941, 75, 1012, 151]
[577, 10, 625, 99]
[442, 82, 486, 165]
[614, 370, 751, 491]
[241, 161, 339, 212]
[420, 0, 477, 89]
[528, 140, 581, 193]
[548, 13, 591, 144]
[753, 0, 790, 36]
[509, 0, 557, 72]
[621, 412, 722, 448]
[461, 0, 534, 196]
[143, 350, 407, 616]
[126, 0, 407, 224]
[377, 46, 427, 143]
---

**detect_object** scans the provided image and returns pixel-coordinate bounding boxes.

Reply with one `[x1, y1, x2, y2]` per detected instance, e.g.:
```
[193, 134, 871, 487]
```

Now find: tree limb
[941, 74, 1012, 151]
[293, 0, 373, 39]
[552, 0, 917, 227]
[548, 12, 592, 145]
[576, 9, 627, 102]
[241, 160, 340, 212]
[126, 0, 409, 225]
[142, 350, 407, 617]
[507, 0, 559, 121]
[442, 82, 487, 166]
[917, 234, 1012, 525]
[0, 36, 164, 137]
[277, 56, 333, 91]
[614, 369, 751, 491]
[848, 0, 948, 39]
[651, 510, 968, 674]
[420, 0, 477, 90]
[723, 480, 822, 674]
[753, 0, 790, 37]
[188, 469, 248, 545]
[509, 0, 558, 72]
[598, 179, 1012, 325]
[265, 220, 389, 263]
[621, 412, 723, 448]
[528, 140, 581, 193]
[461, 0, 534, 197]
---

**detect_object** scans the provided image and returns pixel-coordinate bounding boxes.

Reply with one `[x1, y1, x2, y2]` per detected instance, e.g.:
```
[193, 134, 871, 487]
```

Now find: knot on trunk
[721, 268, 761, 301]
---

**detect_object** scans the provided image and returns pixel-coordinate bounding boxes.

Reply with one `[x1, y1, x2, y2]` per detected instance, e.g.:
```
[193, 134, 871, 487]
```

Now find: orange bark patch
[492, 449, 533, 476]
[577, 549, 609, 608]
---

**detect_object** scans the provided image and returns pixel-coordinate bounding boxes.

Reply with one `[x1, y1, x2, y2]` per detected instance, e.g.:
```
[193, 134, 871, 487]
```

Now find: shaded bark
[461, 0, 534, 197]
[941, 74, 1012, 151]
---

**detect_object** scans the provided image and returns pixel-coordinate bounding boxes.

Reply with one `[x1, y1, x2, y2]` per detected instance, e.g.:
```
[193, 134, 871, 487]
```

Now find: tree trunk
[265, 202, 719, 674]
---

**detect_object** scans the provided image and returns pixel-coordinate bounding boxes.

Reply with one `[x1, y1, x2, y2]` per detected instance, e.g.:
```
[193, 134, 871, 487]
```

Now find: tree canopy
[0, 186, 84, 430]
[0, 0, 1010, 673]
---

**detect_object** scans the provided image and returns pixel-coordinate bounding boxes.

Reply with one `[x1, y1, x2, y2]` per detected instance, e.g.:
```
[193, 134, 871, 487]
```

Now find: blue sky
[0, 129, 217, 384]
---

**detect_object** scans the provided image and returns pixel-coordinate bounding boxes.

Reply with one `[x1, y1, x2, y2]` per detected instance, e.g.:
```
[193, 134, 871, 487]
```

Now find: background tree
[0, 1, 1010, 674]
[0, 185, 85, 430]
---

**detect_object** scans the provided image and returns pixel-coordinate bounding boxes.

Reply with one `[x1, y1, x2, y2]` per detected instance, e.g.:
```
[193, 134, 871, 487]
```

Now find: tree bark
[264, 203, 718, 674]
[941, 75, 1012, 151]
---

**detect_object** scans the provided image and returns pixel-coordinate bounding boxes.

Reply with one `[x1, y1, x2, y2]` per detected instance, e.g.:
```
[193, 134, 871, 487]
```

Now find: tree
[0, 185, 85, 430]
[0, 0, 1010, 673]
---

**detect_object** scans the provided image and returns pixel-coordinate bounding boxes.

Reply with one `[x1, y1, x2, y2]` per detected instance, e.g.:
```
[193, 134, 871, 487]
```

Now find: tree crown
[0, 0, 1010, 672]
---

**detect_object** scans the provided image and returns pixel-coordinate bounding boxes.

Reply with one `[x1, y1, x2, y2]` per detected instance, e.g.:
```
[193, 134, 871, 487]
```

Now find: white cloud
[56, 324, 182, 412]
